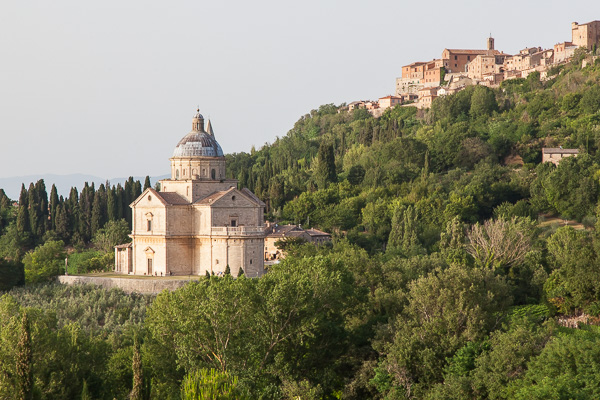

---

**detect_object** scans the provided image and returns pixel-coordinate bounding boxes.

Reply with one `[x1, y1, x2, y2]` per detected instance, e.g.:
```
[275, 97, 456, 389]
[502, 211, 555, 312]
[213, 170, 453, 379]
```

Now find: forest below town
[2, 52, 600, 399]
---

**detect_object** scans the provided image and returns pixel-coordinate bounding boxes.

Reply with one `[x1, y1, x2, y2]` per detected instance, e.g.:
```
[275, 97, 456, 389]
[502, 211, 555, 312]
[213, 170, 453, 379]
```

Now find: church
[114, 110, 266, 277]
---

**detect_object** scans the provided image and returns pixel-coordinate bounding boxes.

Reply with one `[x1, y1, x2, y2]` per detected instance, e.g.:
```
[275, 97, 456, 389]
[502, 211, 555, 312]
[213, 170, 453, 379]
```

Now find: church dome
[172, 110, 224, 157]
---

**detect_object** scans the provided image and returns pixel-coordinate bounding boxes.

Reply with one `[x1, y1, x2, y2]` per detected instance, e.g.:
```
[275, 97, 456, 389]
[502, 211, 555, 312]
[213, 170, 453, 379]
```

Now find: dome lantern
[192, 108, 204, 132]
[172, 109, 224, 158]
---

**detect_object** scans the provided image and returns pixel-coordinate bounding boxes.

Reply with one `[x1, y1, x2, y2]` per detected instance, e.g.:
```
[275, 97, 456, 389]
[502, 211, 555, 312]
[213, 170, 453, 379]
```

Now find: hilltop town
[349, 20, 600, 112]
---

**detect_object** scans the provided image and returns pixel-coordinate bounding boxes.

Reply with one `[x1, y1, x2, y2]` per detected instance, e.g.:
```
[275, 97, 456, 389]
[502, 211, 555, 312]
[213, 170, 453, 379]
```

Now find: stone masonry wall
[58, 275, 192, 294]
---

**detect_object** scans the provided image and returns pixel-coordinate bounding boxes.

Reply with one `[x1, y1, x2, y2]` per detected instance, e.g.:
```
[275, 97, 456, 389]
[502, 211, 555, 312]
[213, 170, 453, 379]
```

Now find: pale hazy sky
[0, 0, 599, 179]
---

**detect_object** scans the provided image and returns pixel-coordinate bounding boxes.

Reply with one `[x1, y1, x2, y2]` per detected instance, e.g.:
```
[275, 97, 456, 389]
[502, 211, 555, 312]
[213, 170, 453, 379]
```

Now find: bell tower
[487, 35, 495, 51]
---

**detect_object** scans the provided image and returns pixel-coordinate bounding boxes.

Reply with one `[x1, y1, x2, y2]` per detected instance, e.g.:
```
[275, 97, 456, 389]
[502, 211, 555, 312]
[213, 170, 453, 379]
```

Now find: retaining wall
[57, 275, 192, 294]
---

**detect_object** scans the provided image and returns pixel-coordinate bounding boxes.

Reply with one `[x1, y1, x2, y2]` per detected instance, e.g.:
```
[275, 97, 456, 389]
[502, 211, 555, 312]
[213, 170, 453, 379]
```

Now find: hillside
[226, 54, 600, 251]
[2, 54, 600, 399]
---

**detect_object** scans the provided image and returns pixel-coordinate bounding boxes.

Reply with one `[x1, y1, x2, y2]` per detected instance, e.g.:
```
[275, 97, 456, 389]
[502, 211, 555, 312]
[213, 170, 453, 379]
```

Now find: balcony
[211, 226, 265, 236]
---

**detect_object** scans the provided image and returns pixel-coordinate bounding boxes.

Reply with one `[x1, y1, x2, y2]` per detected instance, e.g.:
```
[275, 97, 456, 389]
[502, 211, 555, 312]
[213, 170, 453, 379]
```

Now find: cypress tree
[16, 312, 33, 400]
[143, 176, 151, 191]
[80, 380, 91, 400]
[315, 142, 337, 189]
[91, 184, 107, 237]
[49, 184, 59, 231]
[27, 183, 40, 241]
[124, 179, 134, 225]
[68, 187, 80, 239]
[0, 188, 11, 210]
[387, 204, 405, 252]
[133, 180, 142, 199]
[115, 184, 124, 220]
[16, 185, 30, 236]
[34, 179, 49, 235]
[55, 204, 70, 241]
[224, 265, 231, 275]
[107, 186, 117, 221]
[388, 205, 424, 256]
[78, 183, 93, 242]
[130, 337, 143, 400]
[237, 267, 244, 277]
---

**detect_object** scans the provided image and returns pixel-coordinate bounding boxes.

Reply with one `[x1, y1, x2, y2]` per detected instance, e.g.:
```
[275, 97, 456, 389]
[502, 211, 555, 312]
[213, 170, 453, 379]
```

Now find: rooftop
[542, 148, 579, 154]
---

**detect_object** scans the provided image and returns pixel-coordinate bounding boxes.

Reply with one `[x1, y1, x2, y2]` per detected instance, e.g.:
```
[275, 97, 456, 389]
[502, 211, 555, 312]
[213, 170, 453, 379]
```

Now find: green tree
[439, 216, 468, 264]
[16, 185, 30, 238]
[580, 84, 600, 114]
[81, 380, 91, 400]
[509, 332, 600, 399]
[315, 142, 337, 189]
[145, 256, 354, 397]
[469, 320, 552, 400]
[347, 165, 366, 185]
[387, 204, 424, 256]
[130, 337, 143, 400]
[544, 227, 600, 313]
[376, 265, 512, 397]
[91, 184, 107, 237]
[92, 219, 131, 253]
[16, 312, 33, 400]
[181, 369, 247, 400]
[143, 176, 152, 191]
[107, 186, 118, 222]
[469, 86, 498, 118]
[27, 183, 40, 241]
[54, 203, 70, 241]
[0, 258, 25, 291]
[22, 240, 66, 283]
[49, 184, 59, 232]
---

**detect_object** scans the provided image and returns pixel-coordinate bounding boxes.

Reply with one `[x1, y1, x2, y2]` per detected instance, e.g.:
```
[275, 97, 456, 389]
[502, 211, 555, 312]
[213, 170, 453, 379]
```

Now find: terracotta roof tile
[155, 192, 190, 205]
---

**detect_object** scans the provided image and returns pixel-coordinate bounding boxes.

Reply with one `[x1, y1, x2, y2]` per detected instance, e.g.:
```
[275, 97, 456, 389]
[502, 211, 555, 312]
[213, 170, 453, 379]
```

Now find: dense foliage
[2, 54, 600, 398]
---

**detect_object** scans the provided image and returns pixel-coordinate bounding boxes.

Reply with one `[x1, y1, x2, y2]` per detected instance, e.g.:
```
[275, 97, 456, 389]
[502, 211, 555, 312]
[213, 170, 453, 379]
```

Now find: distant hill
[0, 173, 170, 200]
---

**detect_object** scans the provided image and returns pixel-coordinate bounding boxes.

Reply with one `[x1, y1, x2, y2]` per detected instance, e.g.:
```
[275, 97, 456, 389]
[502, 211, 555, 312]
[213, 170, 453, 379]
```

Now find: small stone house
[264, 223, 332, 261]
[542, 148, 579, 166]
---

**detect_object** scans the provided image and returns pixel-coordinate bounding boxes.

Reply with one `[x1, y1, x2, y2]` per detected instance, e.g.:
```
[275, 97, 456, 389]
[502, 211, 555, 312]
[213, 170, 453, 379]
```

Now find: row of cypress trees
[2, 176, 151, 249]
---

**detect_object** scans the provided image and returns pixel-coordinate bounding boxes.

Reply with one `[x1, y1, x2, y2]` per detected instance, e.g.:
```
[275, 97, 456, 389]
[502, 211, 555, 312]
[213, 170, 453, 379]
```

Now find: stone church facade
[115, 110, 266, 277]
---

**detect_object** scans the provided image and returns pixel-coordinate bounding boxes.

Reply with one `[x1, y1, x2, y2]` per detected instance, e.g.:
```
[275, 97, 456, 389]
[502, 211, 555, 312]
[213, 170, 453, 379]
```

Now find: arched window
[176, 169, 180, 180]
[211, 169, 216, 180]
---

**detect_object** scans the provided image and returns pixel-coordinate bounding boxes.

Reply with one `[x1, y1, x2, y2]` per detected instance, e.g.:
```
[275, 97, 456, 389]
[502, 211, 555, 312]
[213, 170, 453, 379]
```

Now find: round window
[148, 195, 152, 201]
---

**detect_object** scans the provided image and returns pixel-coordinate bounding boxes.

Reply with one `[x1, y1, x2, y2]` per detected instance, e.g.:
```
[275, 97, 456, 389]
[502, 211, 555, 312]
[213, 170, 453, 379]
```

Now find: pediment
[130, 188, 168, 208]
[207, 188, 258, 208]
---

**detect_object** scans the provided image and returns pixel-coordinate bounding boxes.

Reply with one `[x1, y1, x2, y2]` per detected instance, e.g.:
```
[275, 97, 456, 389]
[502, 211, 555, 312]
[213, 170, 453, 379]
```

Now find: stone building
[466, 53, 509, 81]
[554, 41, 577, 63]
[572, 20, 600, 51]
[378, 95, 403, 110]
[417, 86, 439, 109]
[441, 36, 502, 74]
[115, 110, 266, 277]
[263, 223, 332, 261]
[542, 148, 579, 166]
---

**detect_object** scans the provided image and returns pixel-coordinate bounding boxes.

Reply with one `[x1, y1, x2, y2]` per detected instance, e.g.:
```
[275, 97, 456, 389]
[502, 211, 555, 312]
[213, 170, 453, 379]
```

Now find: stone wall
[58, 275, 192, 294]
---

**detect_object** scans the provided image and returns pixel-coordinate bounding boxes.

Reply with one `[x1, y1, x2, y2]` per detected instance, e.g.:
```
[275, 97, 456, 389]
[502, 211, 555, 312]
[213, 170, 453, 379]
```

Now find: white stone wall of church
[166, 238, 194, 275]
[166, 207, 193, 235]
[133, 201, 166, 235]
[133, 236, 166, 276]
